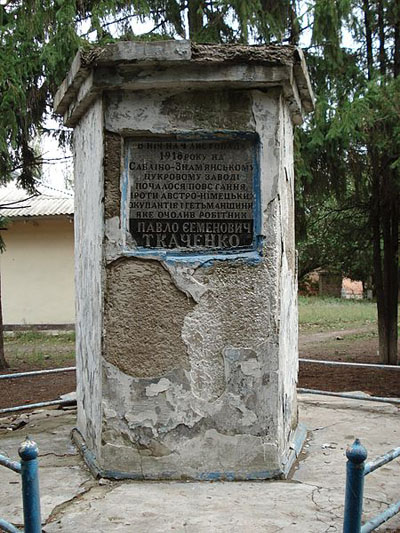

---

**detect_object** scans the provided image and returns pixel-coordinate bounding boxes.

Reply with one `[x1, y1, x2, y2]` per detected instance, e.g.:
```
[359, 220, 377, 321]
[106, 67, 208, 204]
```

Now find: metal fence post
[18, 437, 41, 533]
[343, 438, 368, 533]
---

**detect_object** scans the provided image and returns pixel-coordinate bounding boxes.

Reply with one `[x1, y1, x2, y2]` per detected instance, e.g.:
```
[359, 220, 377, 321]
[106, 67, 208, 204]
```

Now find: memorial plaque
[127, 138, 256, 251]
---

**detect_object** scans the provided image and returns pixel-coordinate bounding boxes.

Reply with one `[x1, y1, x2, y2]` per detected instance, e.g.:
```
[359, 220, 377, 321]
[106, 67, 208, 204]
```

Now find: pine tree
[297, 0, 399, 364]
[0, 0, 301, 194]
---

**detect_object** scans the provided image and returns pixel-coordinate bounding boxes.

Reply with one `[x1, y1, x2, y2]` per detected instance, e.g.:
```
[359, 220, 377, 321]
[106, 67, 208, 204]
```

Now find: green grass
[299, 296, 378, 333]
[4, 331, 75, 370]
[6, 331, 75, 343]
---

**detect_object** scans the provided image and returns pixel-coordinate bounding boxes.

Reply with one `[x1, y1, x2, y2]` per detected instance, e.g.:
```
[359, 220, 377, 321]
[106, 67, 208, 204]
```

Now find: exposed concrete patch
[191, 42, 297, 65]
[0, 465, 90, 526]
[0, 410, 78, 462]
[0, 410, 91, 525]
[44, 482, 117, 528]
[160, 90, 254, 131]
[104, 131, 122, 218]
[104, 258, 194, 378]
[43, 481, 341, 533]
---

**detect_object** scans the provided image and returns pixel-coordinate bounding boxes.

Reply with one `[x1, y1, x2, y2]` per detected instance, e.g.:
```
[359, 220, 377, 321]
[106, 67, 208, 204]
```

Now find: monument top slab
[54, 41, 314, 127]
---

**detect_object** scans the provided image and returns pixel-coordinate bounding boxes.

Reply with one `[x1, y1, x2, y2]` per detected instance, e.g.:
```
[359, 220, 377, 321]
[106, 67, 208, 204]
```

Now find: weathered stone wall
[94, 87, 299, 478]
[74, 99, 104, 453]
[277, 98, 299, 456]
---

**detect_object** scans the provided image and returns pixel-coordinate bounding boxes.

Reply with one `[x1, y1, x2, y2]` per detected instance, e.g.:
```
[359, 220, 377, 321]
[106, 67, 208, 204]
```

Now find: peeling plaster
[145, 378, 171, 397]
[74, 79, 301, 479]
[162, 261, 208, 302]
[104, 259, 194, 378]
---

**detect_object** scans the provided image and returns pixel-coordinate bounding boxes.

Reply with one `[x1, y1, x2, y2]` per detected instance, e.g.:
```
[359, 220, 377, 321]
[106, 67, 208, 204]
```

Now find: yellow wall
[0, 217, 75, 326]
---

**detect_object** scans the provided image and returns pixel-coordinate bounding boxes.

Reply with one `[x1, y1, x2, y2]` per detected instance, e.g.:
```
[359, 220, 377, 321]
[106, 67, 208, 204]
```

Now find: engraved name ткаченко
[127, 138, 255, 250]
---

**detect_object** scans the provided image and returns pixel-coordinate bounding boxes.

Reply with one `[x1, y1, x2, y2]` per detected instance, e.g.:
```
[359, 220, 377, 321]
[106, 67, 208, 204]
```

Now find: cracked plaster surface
[76, 85, 299, 478]
[103, 258, 194, 378]
[99, 250, 288, 476]
[100, 357, 281, 476]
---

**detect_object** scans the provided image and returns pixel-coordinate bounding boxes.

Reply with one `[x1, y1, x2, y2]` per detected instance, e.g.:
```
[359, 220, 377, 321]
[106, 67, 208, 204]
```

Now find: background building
[0, 184, 74, 328]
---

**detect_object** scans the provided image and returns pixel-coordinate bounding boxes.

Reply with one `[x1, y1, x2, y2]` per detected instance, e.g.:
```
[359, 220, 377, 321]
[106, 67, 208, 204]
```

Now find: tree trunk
[363, 0, 374, 80]
[371, 160, 399, 365]
[188, 0, 204, 39]
[380, 0, 400, 364]
[0, 268, 8, 370]
[289, 0, 300, 45]
[380, 173, 399, 364]
[370, 156, 386, 362]
[377, 0, 386, 75]
[394, 0, 400, 76]
[365, 0, 399, 364]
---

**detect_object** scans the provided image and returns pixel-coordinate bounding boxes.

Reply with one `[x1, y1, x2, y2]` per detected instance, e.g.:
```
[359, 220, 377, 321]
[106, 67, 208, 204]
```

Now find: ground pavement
[0, 393, 399, 532]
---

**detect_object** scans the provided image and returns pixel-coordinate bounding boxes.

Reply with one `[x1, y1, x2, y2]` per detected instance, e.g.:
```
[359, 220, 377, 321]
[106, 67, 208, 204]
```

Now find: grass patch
[341, 331, 378, 341]
[6, 331, 75, 343]
[3, 331, 75, 370]
[299, 296, 378, 333]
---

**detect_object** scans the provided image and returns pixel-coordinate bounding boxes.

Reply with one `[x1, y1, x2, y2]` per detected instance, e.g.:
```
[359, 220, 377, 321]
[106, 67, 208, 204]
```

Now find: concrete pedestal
[55, 41, 313, 480]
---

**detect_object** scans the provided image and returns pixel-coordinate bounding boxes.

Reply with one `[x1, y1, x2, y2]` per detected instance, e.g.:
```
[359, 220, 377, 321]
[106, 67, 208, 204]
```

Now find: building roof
[0, 184, 74, 218]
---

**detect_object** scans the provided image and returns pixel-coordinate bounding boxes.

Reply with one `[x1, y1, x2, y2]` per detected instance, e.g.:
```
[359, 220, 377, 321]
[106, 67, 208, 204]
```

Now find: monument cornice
[54, 40, 314, 128]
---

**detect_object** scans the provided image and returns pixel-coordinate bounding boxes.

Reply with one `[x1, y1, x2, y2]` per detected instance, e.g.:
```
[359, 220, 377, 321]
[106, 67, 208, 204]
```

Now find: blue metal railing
[343, 439, 400, 532]
[0, 438, 41, 533]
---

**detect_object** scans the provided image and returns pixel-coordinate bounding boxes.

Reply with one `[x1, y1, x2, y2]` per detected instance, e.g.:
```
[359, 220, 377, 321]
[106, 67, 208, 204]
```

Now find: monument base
[71, 424, 307, 481]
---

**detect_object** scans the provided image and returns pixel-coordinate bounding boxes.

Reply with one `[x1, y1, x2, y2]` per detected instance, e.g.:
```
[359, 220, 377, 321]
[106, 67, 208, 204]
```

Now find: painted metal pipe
[360, 499, 400, 533]
[19, 438, 41, 533]
[0, 453, 21, 473]
[299, 358, 400, 371]
[364, 446, 400, 475]
[298, 388, 400, 405]
[0, 366, 76, 380]
[0, 518, 20, 533]
[343, 439, 367, 533]
[0, 398, 76, 415]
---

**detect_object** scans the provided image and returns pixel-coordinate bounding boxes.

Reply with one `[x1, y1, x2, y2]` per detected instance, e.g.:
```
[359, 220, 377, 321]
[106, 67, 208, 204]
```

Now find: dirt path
[299, 324, 400, 398]
[0, 371, 76, 411]
[299, 324, 376, 347]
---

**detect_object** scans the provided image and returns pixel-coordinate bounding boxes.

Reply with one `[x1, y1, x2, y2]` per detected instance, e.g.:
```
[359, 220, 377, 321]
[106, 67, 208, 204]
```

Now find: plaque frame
[121, 132, 262, 262]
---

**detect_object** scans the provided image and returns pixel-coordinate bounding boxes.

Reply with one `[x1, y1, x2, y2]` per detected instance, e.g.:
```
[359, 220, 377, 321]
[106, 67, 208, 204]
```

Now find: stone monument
[54, 41, 314, 480]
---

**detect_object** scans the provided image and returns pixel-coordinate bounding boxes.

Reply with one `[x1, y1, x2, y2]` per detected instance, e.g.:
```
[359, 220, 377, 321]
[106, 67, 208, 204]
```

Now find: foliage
[297, 195, 372, 282]
[0, 0, 303, 192]
[297, 0, 400, 363]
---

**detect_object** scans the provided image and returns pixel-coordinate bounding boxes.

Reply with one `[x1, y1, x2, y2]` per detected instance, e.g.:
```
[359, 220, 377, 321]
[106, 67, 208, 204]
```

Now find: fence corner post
[343, 438, 367, 533]
[18, 437, 41, 533]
